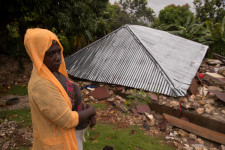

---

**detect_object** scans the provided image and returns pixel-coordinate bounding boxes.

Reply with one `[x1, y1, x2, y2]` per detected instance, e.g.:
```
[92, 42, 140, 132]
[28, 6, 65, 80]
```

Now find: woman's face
[43, 42, 62, 73]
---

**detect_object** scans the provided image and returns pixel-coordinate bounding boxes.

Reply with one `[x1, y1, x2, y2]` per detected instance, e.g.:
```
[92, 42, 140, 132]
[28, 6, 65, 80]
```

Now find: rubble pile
[73, 58, 225, 150]
[0, 56, 225, 149]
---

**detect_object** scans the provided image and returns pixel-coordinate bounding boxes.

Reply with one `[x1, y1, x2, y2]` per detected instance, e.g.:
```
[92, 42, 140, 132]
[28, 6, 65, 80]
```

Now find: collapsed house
[65, 25, 208, 97]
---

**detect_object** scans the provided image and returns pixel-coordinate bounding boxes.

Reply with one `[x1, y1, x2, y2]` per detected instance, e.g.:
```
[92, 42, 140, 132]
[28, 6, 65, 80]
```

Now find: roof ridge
[126, 25, 182, 96]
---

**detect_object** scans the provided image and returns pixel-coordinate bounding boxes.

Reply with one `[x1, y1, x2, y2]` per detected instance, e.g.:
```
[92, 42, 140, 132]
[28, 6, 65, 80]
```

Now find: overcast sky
[109, 0, 195, 16]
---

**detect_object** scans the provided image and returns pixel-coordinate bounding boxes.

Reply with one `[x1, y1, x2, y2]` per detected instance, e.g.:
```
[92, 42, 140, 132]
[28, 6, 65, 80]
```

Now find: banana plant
[199, 16, 225, 57]
[169, 16, 206, 42]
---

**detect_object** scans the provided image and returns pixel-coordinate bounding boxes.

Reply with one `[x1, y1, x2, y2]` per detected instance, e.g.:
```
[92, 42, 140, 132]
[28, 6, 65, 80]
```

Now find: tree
[199, 16, 225, 57]
[119, 0, 156, 23]
[157, 4, 194, 28]
[194, 0, 225, 23]
[0, 0, 109, 56]
[169, 16, 206, 42]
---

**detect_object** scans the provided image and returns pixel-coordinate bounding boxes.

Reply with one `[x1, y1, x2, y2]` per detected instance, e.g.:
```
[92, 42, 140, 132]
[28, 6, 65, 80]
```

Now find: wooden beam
[162, 113, 225, 145]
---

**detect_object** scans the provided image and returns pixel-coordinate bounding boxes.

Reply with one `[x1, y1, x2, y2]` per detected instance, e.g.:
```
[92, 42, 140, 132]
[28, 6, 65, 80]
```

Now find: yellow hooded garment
[24, 28, 79, 150]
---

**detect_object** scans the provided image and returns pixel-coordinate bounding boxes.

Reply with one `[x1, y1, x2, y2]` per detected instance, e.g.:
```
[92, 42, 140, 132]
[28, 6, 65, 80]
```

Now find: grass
[0, 108, 176, 150]
[84, 124, 175, 150]
[0, 108, 32, 127]
[92, 103, 107, 109]
[0, 85, 28, 96]
[7, 85, 28, 96]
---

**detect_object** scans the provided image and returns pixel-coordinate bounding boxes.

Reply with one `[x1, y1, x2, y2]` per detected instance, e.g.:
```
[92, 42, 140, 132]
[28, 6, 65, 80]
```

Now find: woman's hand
[86, 104, 96, 116]
[77, 104, 96, 123]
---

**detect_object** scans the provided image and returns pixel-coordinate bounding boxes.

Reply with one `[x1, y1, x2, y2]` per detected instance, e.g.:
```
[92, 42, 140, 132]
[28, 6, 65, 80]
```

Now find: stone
[107, 97, 114, 102]
[115, 95, 123, 101]
[198, 100, 205, 106]
[204, 103, 211, 108]
[196, 108, 204, 114]
[196, 94, 203, 100]
[208, 92, 216, 98]
[196, 138, 204, 145]
[182, 98, 188, 103]
[136, 104, 151, 114]
[206, 99, 215, 104]
[148, 92, 158, 101]
[216, 64, 220, 67]
[192, 144, 205, 150]
[185, 103, 191, 109]
[90, 87, 109, 100]
[178, 129, 189, 138]
[205, 72, 225, 88]
[189, 95, 196, 102]
[89, 96, 95, 101]
[221, 145, 225, 150]
[170, 101, 179, 107]
[208, 86, 223, 91]
[205, 108, 212, 114]
[87, 87, 95, 91]
[198, 86, 208, 96]
[209, 148, 217, 150]
[83, 81, 92, 85]
[125, 89, 133, 95]
[189, 133, 197, 140]
[109, 90, 114, 95]
[83, 98, 89, 102]
[221, 110, 225, 114]
[144, 112, 155, 126]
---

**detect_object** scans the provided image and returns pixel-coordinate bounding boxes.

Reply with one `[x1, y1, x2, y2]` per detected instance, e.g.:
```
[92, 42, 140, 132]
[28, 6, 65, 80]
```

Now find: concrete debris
[198, 86, 208, 97]
[178, 129, 189, 138]
[196, 108, 204, 114]
[206, 99, 215, 104]
[206, 59, 223, 65]
[208, 90, 225, 103]
[221, 145, 225, 150]
[205, 72, 225, 88]
[144, 112, 155, 126]
[217, 67, 225, 77]
[89, 87, 109, 100]
[189, 133, 197, 140]
[136, 104, 151, 114]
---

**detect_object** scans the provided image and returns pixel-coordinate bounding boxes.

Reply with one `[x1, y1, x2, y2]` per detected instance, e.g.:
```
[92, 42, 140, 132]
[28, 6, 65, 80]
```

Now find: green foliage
[91, 103, 107, 109]
[155, 4, 194, 30]
[169, 16, 207, 42]
[119, 0, 156, 24]
[194, 0, 225, 23]
[84, 123, 175, 150]
[199, 16, 225, 57]
[7, 85, 28, 96]
[126, 89, 151, 108]
[0, 108, 32, 127]
[0, 0, 109, 56]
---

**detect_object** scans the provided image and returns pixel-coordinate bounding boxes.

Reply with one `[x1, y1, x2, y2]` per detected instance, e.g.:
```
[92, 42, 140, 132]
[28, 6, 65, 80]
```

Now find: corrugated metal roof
[65, 24, 208, 97]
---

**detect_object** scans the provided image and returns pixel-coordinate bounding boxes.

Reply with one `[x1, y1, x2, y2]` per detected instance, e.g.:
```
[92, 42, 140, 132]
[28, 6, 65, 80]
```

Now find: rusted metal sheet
[65, 25, 208, 97]
[163, 113, 225, 144]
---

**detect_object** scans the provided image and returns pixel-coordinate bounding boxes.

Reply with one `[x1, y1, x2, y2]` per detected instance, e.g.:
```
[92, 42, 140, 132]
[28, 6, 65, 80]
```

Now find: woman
[24, 28, 96, 150]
